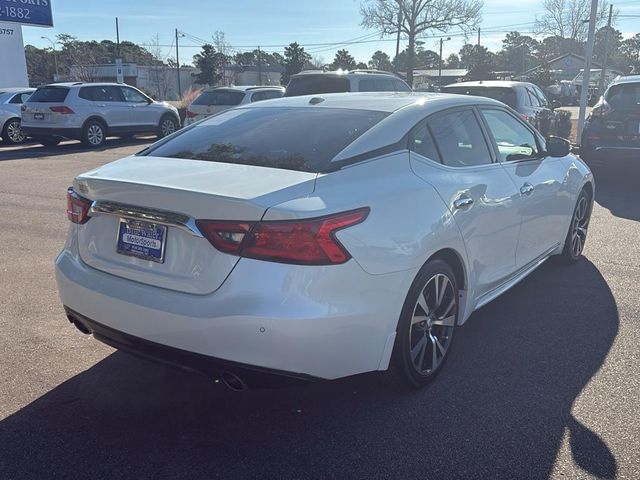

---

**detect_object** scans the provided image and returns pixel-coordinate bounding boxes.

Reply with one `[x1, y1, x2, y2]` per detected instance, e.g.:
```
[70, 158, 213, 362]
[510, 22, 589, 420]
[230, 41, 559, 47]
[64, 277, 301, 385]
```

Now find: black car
[581, 75, 640, 164]
[441, 80, 562, 137]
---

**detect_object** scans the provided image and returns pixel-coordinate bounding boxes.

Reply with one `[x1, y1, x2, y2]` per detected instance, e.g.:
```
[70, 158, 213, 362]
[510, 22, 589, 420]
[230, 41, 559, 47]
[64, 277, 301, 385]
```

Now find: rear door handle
[520, 183, 534, 196]
[453, 195, 474, 209]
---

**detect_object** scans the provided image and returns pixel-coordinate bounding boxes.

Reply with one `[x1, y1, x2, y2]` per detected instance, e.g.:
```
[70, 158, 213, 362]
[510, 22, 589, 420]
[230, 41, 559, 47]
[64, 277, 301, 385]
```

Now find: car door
[409, 107, 522, 299]
[88, 86, 130, 128]
[120, 86, 156, 129]
[479, 107, 570, 269]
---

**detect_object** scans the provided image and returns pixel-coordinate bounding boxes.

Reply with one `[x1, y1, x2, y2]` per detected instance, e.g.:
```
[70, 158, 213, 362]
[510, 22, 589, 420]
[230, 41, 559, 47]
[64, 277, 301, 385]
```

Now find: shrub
[176, 86, 203, 124]
[555, 109, 572, 139]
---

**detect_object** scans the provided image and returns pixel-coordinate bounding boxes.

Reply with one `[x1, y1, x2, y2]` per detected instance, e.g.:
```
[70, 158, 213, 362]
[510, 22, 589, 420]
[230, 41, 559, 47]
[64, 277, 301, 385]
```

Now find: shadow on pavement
[591, 156, 640, 222]
[0, 136, 154, 161]
[0, 260, 618, 479]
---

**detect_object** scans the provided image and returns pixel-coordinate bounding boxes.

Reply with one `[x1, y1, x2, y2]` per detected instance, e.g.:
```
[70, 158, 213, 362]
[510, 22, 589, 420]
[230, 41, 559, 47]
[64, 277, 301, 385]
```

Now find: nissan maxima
[56, 93, 594, 390]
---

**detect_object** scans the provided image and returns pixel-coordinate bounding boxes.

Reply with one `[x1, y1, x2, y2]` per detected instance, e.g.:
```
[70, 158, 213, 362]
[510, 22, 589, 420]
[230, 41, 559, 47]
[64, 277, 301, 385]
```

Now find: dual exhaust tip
[69, 313, 249, 392]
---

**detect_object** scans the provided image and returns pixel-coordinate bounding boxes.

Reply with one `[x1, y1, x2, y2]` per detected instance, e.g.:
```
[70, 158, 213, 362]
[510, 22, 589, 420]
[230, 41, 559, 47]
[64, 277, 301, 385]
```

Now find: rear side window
[427, 109, 492, 167]
[606, 83, 640, 111]
[28, 87, 69, 103]
[393, 79, 412, 92]
[192, 90, 245, 106]
[359, 78, 395, 92]
[143, 107, 388, 172]
[409, 122, 441, 163]
[284, 76, 350, 97]
[8, 92, 32, 104]
[250, 90, 283, 102]
[442, 86, 517, 108]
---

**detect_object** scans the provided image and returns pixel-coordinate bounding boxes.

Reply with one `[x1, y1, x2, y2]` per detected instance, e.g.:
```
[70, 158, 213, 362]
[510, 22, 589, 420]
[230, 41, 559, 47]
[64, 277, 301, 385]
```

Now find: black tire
[36, 136, 61, 147]
[158, 115, 178, 138]
[393, 259, 458, 388]
[82, 119, 106, 148]
[2, 118, 26, 145]
[560, 189, 592, 264]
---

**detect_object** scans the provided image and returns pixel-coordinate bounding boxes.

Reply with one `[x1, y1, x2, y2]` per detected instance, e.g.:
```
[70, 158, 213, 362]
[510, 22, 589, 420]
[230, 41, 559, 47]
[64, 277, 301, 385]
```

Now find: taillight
[519, 113, 530, 122]
[66, 187, 92, 224]
[50, 106, 75, 114]
[196, 208, 369, 265]
[186, 109, 197, 118]
[591, 98, 612, 117]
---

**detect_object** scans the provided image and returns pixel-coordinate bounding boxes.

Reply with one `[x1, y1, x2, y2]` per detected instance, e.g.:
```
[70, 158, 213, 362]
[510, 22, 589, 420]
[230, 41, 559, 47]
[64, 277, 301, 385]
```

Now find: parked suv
[21, 83, 180, 148]
[581, 75, 640, 164]
[441, 81, 561, 137]
[284, 70, 411, 97]
[184, 86, 284, 126]
[0, 87, 34, 144]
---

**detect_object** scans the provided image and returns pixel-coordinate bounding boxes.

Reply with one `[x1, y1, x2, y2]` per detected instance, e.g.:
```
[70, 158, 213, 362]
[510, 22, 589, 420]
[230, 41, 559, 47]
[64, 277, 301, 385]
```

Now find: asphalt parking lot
[0, 139, 639, 479]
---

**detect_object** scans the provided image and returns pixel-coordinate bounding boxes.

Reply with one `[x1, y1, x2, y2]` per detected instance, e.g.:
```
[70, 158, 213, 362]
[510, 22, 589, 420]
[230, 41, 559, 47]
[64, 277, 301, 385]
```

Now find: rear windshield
[442, 86, 517, 108]
[285, 76, 350, 97]
[192, 90, 244, 106]
[28, 86, 70, 103]
[606, 83, 640, 111]
[142, 107, 388, 172]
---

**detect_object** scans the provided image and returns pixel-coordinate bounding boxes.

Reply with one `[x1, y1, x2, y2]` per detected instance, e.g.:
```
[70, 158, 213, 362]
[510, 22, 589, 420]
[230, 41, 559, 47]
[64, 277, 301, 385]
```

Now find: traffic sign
[0, 0, 53, 27]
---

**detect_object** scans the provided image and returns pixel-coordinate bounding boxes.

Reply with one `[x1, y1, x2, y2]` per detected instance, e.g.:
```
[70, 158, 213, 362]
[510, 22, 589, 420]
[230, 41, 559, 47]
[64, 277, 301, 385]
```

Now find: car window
[427, 109, 492, 167]
[393, 79, 412, 92]
[481, 109, 540, 161]
[526, 88, 541, 107]
[606, 83, 640, 111]
[28, 87, 69, 103]
[409, 122, 441, 163]
[284, 76, 350, 96]
[121, 87, 148, 103]
[192, 90, 245, 106]
[263, 90, 283, 100]
[359, 78, 395, 92]
[441, 86, 517, 108]
[90, 86, 125, 102]
[8, 92, 31, 104]
[143, 107, 389, 173]
[250, 91, 266, 102]
[533, 86, 549, 107]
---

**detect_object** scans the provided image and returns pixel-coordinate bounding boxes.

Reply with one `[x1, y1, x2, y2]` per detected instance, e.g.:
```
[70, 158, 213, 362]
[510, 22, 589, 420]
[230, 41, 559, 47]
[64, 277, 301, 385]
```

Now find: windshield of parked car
[28, 87, 70, 103]
[442, 86, 517, 108]
[606, 83, 640, 111]
[142, 107, 388, 172]
[285, 76, 350, 96]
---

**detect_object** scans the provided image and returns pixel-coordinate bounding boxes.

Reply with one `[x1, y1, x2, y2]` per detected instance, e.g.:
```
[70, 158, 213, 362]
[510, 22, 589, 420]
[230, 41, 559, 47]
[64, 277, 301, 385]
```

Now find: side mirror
[551, 99, 562, 110]
[545, 136, 571, 157]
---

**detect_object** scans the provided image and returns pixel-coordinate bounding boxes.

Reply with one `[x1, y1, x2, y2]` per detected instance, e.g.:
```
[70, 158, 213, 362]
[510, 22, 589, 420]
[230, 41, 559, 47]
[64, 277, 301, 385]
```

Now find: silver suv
[284, 70, 411, 97]
[185, 86, 284, 126]
[21, 83, 180, 148]
[0, 87, 35, 145]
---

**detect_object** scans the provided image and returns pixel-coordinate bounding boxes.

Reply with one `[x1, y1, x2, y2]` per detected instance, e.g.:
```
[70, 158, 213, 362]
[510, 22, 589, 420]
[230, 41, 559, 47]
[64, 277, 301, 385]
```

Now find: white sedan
[56, 93, 593, 390]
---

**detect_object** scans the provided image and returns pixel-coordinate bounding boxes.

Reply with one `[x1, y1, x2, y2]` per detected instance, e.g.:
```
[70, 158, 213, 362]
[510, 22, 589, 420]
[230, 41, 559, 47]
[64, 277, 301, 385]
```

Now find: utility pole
[175, 28, 182, 98]
[115, 17, 123, 83]
[438, 37, 450, 88]
[477, 28, 481, 47]
[257, 46, 262, 85]
[41, 36, 58, 80]
[115, 17, 120, 58]
[599, 4, 614, 92]
[395, 9, 403, 66]
[577, 0, 599, 144]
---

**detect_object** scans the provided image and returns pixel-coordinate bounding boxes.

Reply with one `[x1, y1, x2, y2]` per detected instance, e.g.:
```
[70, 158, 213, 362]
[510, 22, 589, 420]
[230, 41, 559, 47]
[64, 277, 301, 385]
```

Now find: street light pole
[438, 37, 450, 88]
[577, 0, 599, 144]
[41, 36, 58, 81]
[175, 28, 182, 99]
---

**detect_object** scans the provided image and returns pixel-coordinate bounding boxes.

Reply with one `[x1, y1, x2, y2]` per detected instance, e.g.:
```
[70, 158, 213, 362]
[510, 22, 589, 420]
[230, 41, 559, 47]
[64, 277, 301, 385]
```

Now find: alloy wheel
[87, 124, 104, 146]
[161, 118, 176, 137]
[409, 273, 456, 375]
[6, 119, 25, 143]
[571, 196, 589, 257]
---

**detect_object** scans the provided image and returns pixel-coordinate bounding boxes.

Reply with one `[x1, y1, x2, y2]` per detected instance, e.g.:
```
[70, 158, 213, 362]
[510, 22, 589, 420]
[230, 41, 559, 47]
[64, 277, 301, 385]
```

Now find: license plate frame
[34, 113, 44, 120]
[116, 218, 167, 264]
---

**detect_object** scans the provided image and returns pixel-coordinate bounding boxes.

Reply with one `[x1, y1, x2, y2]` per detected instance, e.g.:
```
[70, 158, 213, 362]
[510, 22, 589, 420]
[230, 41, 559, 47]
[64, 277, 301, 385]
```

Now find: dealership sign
[0, 0, 53, 27]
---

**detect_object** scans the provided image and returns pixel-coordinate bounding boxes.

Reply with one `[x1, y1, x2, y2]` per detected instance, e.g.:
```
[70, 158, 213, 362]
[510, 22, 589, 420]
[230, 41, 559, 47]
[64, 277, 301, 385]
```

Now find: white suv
[184, 86, 284, 126]
[284, 70, 411, 97]
[21, 83, 180, 148]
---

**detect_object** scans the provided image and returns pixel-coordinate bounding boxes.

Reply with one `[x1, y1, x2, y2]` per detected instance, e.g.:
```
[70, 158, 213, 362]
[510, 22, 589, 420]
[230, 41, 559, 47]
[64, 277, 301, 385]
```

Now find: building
[411, 69, 469, 89]
[523, 53, 624, 82]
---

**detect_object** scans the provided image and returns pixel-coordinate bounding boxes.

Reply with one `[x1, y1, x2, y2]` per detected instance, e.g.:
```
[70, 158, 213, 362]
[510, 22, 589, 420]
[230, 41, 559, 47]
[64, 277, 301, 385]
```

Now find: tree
[24, 45, 56, 84]
[282, 42, 311, 85]
[356, 62, 368, 69]
[528, 60, 554, 87]
[535, 0, 614, 42]
[193, 44, 226, 86]
[593, 26, 623, 68]
[369, 50, 393, 70]
[495, 31, 539, 72]
[361, 0, 482, 86]
[459, 44, 495, 80]
[445, 53, 460, 68]
[620, 33, 640, 73]
[330, 49, 357, 70]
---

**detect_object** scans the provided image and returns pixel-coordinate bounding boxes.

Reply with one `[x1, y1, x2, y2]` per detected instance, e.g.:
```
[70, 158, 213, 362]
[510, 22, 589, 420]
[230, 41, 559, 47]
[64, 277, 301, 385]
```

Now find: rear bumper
[55, 239, 412, 380]
[21, 126, 82, 139]
[65, 307, 317, 387]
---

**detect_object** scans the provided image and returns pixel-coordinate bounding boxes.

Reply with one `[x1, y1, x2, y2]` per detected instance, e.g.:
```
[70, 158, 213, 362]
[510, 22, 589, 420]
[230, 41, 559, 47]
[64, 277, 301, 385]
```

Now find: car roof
[444, 80, 535, 89]
[206, 85, 285, 93]
[610, 75, 640, 86]
[0, 87, 35, 93]
[291, 70, 401, 78]
[38, 82, 132, 88]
